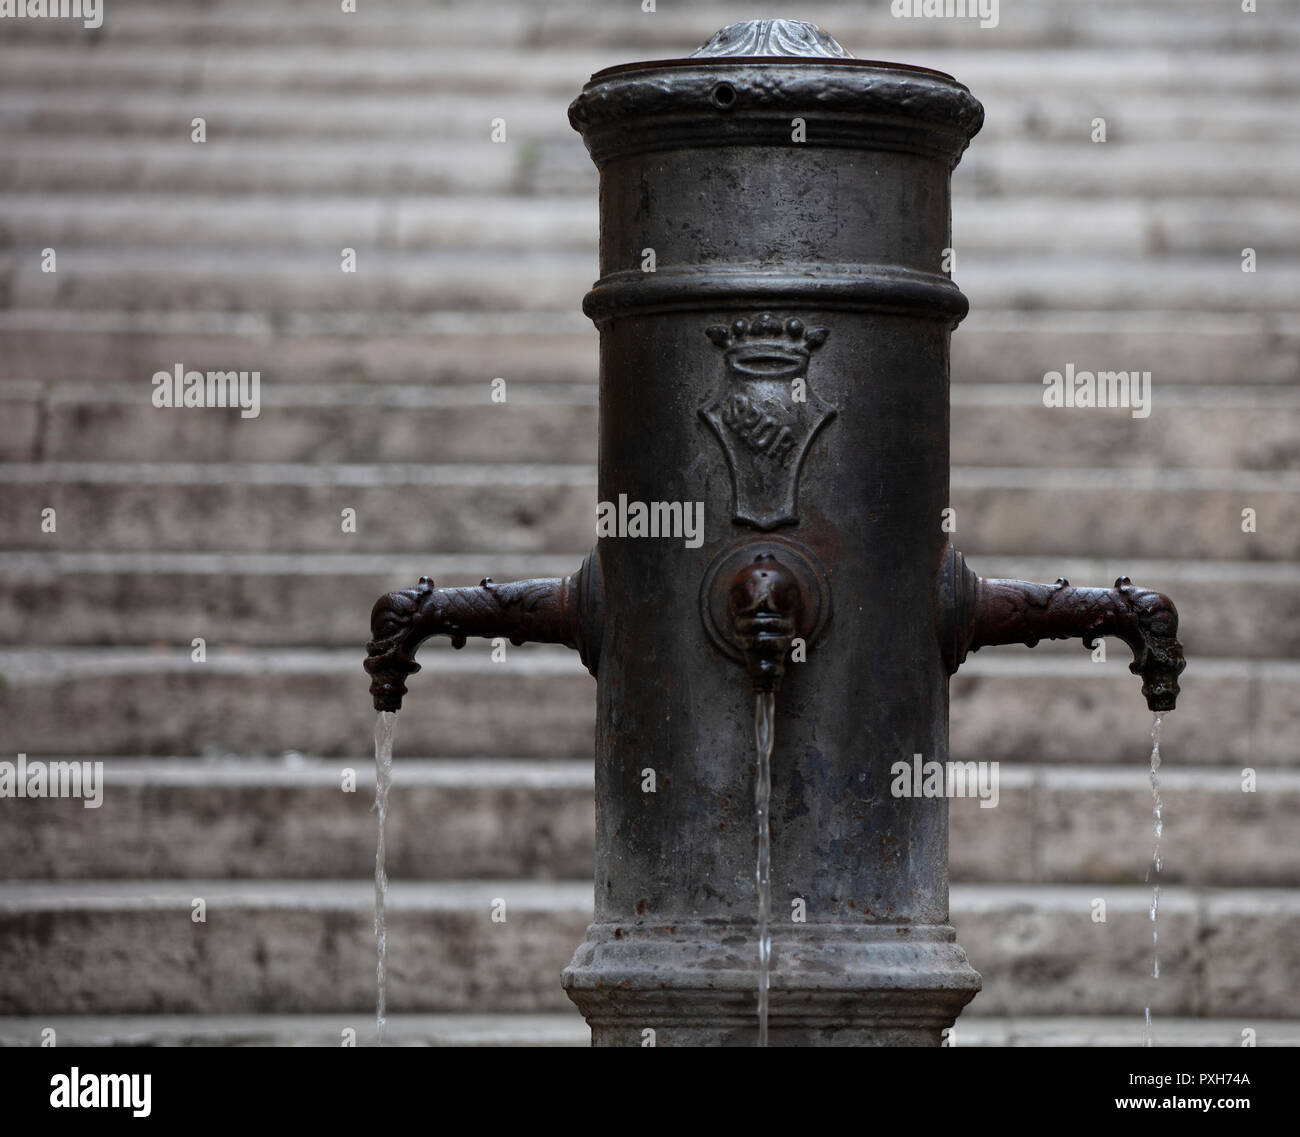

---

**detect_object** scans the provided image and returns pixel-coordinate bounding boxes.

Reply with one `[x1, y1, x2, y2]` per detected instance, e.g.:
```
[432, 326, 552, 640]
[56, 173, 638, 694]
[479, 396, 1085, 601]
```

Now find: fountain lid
[689, 19, 854, 59]
[585, 16, 958, 82]
[569, 18, 984, 166]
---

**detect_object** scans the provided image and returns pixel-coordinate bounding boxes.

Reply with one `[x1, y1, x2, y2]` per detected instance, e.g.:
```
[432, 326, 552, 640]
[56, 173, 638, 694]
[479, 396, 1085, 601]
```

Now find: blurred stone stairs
[1, 0, 1297, 1045]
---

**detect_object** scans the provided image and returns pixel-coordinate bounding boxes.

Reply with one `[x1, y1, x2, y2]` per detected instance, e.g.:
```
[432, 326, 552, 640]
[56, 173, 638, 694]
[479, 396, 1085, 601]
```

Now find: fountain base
[563, 922, 980, 1046]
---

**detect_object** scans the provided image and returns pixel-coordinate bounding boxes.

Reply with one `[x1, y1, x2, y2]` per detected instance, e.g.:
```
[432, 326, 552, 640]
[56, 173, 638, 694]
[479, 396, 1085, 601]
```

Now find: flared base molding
[562, 921, 981, 1047]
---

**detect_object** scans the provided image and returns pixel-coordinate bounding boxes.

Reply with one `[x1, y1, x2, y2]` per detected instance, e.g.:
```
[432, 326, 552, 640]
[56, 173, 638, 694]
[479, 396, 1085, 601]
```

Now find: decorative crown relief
[698, 313, 838, 530]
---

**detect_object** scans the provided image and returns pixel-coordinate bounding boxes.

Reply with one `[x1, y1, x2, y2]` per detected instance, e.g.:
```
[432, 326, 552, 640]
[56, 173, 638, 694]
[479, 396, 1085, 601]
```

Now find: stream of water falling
[373, 710, 397, 1045]
[1142, 712, 1164, 1047]
[753, 692, 775, 1047]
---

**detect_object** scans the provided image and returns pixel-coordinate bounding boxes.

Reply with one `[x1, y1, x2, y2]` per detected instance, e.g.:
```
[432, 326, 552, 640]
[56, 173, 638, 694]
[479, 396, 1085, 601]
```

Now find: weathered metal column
[560, 20, 985, 1045]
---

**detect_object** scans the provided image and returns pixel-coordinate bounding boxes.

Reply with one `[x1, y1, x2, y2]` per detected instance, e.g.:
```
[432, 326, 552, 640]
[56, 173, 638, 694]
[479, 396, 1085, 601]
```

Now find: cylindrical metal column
[562, 20, 985, 1045]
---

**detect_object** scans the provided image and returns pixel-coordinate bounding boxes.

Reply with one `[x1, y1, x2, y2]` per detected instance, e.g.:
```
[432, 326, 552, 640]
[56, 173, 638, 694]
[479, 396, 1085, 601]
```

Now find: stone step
[0, 462, 1295, 559]
[1, 553, 1294, 661]
[0, 880, 1293, 1017]
[0, 319, 600, 386]
[0, 645, 596, 760]
[949, 765, 1299, 888]
[1, 46, 1295, 97]
[0, 311, 1295, 388]
[4, 250, 607, 315]
[0, 380, 603, 464]
[0, 0, 1279, 43]
[3, 138, 1297, 199]
[4, 380, 1295, 472]
[3, 759, 595, 883]
[4, 758, 1295, 888]
[0, 140, 537, 197]
[0, 381, 601, 465]
[949, 386, 1300, 472]
[0, 647, 1294, 765]
[0, 551, 591, 647]
[0, 461, 599, 555]
[0, 1013, 590, 1047]
[0, 195, 596, 255]
[0, 879, 591, 1016]
[0, 1012, 1295, 1047]
[950, 1017, 1300, 1046]
[6, 250, 1297, 315]
[7, 194, 1298, 258]
[950, 467, 1299, 562]
[4, 90, 1297, 146]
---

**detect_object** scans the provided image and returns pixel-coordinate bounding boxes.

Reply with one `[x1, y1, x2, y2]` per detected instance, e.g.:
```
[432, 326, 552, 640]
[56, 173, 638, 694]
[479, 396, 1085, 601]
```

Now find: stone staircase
[1, 0, 1297, 1046]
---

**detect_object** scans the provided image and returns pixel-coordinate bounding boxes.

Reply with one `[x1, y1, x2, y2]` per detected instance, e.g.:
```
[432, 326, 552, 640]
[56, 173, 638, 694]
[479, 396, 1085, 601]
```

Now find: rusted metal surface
[937, 546, 1187, 712]
[726, 553, 805, 693]
[365, 560, 601, 712]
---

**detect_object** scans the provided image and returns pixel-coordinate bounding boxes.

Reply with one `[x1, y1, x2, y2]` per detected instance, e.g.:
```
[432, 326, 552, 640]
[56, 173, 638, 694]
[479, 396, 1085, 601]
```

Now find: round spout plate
[700, 537, 831, 664]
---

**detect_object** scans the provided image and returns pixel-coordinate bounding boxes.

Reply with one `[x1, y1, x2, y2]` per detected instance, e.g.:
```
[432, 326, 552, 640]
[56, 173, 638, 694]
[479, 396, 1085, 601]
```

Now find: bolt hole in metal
[711, 81, 737, 110]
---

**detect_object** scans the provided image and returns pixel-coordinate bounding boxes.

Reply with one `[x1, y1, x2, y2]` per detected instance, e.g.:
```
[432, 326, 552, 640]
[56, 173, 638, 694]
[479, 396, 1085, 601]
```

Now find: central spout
[727, 553, 804, 693]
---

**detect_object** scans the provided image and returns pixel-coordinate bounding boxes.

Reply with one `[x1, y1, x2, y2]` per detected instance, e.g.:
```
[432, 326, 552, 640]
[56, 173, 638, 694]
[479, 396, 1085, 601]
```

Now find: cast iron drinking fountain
[364, 19, 1186, 1046]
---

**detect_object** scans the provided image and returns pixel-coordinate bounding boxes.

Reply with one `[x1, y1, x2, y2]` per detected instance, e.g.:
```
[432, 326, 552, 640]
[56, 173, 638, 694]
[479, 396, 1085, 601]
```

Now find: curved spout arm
[365, 555, 602, 712]
[937, 546, 1186, 712]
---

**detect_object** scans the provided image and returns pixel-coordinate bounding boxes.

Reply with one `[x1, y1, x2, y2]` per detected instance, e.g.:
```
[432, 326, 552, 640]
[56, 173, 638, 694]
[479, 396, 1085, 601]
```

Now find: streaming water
[373, 710, 396, 1045]
[1142, 713, 1163, 1047]
[753, 692, 775, 1047]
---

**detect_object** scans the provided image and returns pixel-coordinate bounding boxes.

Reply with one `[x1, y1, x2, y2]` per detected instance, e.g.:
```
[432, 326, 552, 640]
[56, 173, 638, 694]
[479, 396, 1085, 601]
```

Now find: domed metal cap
[690, 18, 854, 59]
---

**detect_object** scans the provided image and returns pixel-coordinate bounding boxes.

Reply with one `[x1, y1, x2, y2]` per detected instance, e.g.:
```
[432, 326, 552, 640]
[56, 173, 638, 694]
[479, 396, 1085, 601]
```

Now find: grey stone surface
[1, 1011, 1296, 1048]
[951, 657, 1300, 766]
[34, 392, 599, 466]
[0, 880, 593, 1016]
[0, 324, 599, 385]
[0, 552, 588, 647]
[4, 649, 1297, 764]
[3, 466, 1295, 558]
[0, 1013, 590, 1047]
[952, 392, 1300, 472]
[3, 316, 1296, 388]
[954, 312, 1300, 388]
[952, 472, 1300, 561]
[955, 886, 1203, 1018]
[7, 193, 1300, 255]
[0, 646, 597, 759]
[951, 1016, 1300, 1048]
[1029, 768, 1300, 887]
[10, 250, 598, 315]
[2, 759, 594, 881]
[0, 466, 599, 554]
[9, 246, 1300, 313]
[1, 882, 1294, 1019]
[0, 0, 1288, 53]
[1202, 891, 1300, 1019]
[6, 761, 1292, 888]
[7, 379, 1297, 474]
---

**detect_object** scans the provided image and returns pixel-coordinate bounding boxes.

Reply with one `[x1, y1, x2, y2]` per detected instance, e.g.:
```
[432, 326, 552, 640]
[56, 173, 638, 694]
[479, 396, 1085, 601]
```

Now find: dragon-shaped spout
[938, 546, 1186, 712]
[364, 554, 601, 712]
[726, 552, 806, 693]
